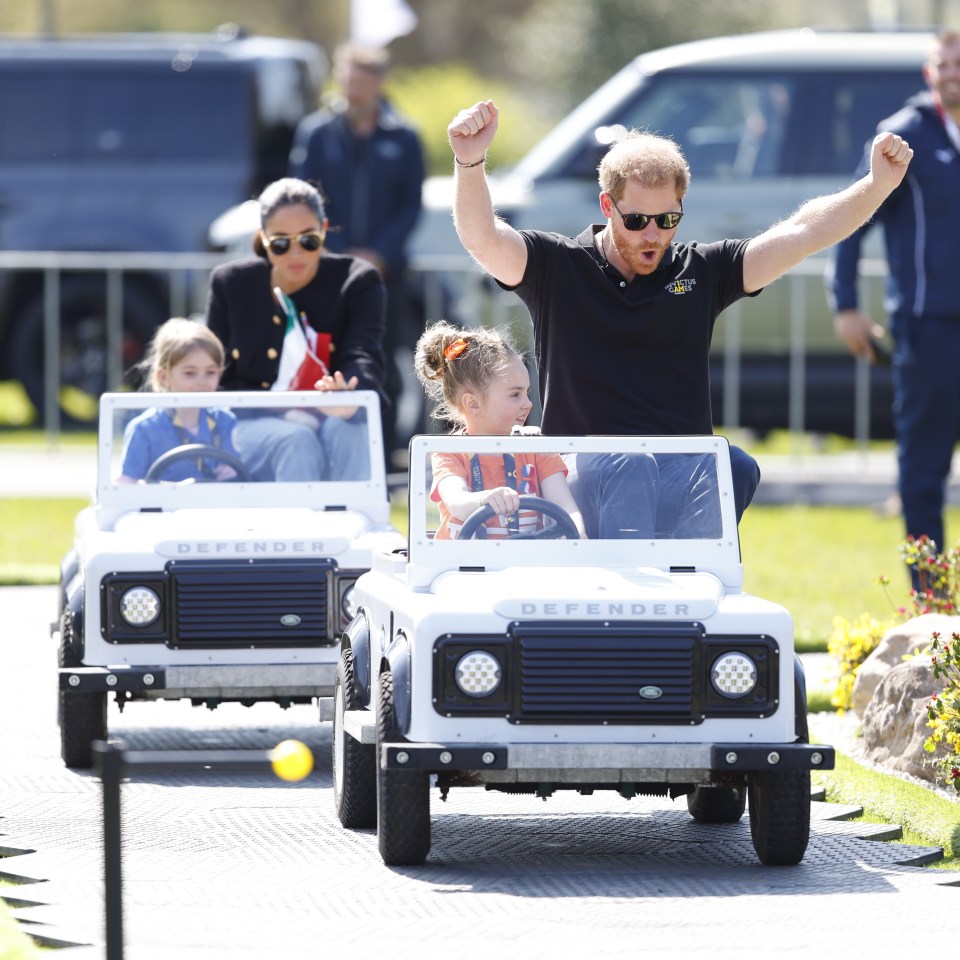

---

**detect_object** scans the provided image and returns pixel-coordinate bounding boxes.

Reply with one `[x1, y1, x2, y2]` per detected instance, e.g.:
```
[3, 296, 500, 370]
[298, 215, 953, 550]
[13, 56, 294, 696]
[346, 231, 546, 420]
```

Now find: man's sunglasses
[608, 195, 683, 231]
[263, 231, 325, 255]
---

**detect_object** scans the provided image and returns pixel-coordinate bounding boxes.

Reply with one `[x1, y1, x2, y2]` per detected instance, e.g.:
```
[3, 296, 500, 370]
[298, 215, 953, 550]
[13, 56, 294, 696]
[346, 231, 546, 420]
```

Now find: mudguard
[342, 611, 371, 706]
[384, 631, 412, 735]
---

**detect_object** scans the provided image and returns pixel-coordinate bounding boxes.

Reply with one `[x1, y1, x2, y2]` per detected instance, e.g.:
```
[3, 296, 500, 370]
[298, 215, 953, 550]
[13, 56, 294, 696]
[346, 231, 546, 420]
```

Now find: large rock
[851, 613, 960, 718]
[861, 656, 949, 784]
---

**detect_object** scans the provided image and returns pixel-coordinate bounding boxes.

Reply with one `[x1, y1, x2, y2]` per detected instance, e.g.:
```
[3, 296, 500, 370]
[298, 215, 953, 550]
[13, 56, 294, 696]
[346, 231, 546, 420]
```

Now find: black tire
[376, 671, 430, 865]
[795, 666, 810, 743]
[686, 785, 747, 823]
[57, 610, 107, 769]
[332, 650, 377, 829]
[12, 274, 166, 428]
[747, 769, 810, 866]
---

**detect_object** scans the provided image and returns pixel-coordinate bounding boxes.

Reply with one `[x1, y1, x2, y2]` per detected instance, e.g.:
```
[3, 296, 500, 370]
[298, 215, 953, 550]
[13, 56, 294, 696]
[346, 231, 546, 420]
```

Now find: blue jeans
[892, 314, 960, 554]
[233, 415, 370, 482]
[564, 446, 759, 539]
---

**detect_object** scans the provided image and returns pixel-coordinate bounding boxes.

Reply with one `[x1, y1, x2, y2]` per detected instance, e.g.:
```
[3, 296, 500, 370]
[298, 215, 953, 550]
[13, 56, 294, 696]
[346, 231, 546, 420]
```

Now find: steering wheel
[457, 495, 579, 541]
[143, 444, 251, 483]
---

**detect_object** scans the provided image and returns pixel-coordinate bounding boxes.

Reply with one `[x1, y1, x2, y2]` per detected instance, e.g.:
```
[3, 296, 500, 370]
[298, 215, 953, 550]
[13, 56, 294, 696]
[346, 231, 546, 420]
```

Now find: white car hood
[112, 507, 377, 558]
[431, 566, 724, 621]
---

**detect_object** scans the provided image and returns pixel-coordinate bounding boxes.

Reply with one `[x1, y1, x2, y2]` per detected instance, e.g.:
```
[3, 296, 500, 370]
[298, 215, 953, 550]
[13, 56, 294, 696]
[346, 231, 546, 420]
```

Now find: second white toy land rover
[332, 433, 833, 866]
[56, 390, 403, 768]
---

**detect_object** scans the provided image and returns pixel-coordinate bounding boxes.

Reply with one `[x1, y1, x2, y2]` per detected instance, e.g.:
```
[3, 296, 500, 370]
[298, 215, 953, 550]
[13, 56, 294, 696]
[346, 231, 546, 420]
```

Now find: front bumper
[58, 663, 337, 699]
[382, 741, 834, 781]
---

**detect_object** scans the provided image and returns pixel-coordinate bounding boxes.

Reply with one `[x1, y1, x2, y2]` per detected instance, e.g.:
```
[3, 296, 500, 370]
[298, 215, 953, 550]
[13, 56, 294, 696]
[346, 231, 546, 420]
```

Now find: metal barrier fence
[93, 738, 314, 959]
[0, 250, 889, 443]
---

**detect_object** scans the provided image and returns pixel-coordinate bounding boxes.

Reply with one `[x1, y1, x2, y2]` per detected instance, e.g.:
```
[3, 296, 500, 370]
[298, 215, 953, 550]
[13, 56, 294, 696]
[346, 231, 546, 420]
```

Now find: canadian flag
[271, 288, 331, 392]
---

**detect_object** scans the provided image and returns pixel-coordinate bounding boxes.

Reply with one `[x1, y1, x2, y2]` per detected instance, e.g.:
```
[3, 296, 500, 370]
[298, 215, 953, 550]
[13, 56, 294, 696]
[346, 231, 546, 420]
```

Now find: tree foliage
[5, 0, 948, 149]
[388, 64, 554, 174]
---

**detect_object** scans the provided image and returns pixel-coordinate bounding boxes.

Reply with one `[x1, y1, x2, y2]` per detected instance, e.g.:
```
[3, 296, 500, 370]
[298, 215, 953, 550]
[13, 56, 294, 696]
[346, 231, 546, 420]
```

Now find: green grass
[0, 885, 46, 958]
[729, 427, 893, 456]
[813, 751, 960, 866]
[738, 504, 949, 651]
[3, 494, 949, 651]
[0, 498, 88, 584]
[0, 431, 96, 447]
[806, 687, 834, 714]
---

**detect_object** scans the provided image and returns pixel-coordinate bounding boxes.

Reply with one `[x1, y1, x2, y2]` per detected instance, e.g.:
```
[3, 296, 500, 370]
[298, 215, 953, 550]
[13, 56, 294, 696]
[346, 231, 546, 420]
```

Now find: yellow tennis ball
[271, 739, 314, 782]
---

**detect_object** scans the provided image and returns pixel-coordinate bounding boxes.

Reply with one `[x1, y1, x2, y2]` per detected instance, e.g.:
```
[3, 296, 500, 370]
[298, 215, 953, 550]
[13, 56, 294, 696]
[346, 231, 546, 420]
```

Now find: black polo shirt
[501, 226, 758, 436]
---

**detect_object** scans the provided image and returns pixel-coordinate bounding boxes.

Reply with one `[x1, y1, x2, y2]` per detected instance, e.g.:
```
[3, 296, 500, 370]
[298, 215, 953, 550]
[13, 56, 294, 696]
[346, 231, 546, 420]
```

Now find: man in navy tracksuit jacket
[830, 29, 960, 557]
[289, 43, 425, 462]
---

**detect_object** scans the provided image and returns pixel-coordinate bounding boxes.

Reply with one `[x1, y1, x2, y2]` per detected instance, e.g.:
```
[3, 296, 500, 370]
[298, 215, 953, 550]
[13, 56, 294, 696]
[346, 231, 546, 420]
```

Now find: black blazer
[205, 254, 386, 396]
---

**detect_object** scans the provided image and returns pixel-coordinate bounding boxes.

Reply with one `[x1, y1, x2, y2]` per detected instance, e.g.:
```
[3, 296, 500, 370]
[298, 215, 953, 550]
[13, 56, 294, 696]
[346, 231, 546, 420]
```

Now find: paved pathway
[2, 586, 958, 959]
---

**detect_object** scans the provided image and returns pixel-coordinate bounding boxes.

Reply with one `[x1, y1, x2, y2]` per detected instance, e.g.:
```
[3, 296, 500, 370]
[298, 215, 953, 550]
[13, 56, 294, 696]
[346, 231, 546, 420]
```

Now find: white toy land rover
[332, 433, 833, 866]
[56, 390, 403, 769]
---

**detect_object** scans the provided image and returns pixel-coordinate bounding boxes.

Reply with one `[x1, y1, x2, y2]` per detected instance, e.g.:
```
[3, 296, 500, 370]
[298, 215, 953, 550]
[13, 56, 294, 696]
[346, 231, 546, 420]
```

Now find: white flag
[350, 0, 418, 47]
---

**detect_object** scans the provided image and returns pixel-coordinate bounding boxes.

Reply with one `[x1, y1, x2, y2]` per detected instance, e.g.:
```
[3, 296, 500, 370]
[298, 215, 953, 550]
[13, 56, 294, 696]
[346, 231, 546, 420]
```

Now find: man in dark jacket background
[830, 28, 960, 557]
[290, 42, 425, 464]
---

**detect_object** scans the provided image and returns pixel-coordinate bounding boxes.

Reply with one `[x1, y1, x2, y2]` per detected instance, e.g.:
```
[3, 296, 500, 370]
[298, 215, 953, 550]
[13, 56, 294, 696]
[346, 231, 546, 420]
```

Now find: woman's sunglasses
[263, 231, 324, 255]
[608, 195, 683, 231]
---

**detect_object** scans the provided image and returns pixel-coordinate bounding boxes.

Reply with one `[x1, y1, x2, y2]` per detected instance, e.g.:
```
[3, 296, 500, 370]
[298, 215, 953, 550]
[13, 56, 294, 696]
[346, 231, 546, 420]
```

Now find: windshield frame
[406, 434, 742, 588]
[97, 389, 387, 513]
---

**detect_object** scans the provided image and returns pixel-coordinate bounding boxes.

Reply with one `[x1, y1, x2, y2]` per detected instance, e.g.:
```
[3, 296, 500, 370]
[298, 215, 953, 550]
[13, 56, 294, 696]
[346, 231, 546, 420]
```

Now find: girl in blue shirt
[119, 318, 240, 484]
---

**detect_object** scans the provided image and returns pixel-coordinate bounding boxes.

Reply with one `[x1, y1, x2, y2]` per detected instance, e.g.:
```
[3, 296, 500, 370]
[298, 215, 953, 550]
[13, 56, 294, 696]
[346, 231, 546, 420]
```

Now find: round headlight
[711, 651, 757, 698]
[119, 586, 160, 627]
[340, 584, 357, 621]
[454, 650, 502, 698]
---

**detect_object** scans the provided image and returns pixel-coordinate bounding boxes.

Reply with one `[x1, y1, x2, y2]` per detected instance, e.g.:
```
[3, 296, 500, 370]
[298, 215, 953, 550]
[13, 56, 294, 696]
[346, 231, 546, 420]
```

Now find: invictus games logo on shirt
[666, 278, 696, 295]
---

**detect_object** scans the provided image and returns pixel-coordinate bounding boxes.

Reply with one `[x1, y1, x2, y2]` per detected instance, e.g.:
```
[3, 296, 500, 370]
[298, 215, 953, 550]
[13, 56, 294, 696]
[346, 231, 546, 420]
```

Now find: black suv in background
[0, 28, 326, 425]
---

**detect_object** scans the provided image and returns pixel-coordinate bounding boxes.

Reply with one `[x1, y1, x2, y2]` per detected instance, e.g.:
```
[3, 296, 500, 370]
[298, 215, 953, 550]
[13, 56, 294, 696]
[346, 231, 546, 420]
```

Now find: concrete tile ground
[3, 587, 959, 959]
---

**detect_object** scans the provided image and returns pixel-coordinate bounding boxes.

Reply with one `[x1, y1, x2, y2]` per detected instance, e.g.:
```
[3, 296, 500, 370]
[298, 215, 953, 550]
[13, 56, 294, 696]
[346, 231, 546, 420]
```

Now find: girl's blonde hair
[414, 320, 521, 429]
[138, 317, 225, 391]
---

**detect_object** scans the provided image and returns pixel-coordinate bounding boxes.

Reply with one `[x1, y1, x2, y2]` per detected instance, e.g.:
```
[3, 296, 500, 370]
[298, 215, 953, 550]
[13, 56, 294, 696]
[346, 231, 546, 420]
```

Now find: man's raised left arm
[742, 132, 912, 294]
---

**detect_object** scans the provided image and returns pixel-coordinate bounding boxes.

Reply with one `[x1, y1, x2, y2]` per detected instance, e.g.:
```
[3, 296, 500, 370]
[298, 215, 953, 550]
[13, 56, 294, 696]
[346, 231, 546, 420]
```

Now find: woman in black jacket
[206, 177, 386, 480]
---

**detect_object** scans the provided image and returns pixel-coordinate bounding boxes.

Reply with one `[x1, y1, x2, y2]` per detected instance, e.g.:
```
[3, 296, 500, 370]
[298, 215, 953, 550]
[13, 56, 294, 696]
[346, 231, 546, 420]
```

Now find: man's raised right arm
[448, 100, 528, 287]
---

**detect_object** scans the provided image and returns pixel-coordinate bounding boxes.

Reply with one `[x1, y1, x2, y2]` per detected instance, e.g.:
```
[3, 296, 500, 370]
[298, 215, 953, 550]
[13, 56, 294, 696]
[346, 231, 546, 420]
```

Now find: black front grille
[512, 622, 703, 723]
[169, 561, 334, 648]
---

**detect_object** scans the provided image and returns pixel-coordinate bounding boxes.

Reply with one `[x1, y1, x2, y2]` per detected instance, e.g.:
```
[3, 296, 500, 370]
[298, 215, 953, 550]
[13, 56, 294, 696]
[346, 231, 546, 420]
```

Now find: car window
[562, 72, 797, 181]
[816, 72, 924, 175]
[552, 67, 924, 184]
[623, 73, 796, 179]
[0, 67, 251, 162]
[0, 75, 76, 161]
[107, 399, 373, 486]
[252, 57, 320, 189]
[424, 448, 722, 542]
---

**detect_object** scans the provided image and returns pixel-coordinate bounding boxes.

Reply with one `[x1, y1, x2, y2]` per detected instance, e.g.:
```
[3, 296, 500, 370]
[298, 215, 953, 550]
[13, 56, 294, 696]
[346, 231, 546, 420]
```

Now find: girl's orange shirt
[430, 451, 567, 540]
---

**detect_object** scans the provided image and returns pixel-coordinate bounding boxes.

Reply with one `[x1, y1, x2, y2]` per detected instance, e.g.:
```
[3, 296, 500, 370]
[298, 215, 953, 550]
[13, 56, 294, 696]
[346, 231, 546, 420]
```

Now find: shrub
[926, 630, 960, 792]
[829, 535, 960, 716]
[826, 612, 893, 712]
[387, 63, 556, 176]
[898, 534, 960, 616]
